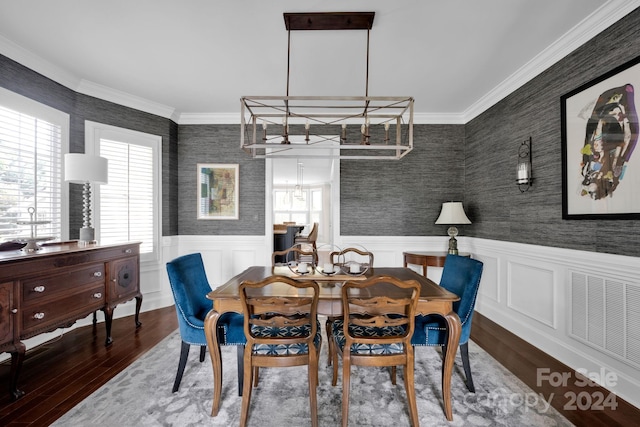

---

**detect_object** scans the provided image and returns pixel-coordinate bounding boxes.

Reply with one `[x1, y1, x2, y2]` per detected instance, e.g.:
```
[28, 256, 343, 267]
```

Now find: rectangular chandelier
[240, 94, 414, 159]
[240, 12, 414, 160]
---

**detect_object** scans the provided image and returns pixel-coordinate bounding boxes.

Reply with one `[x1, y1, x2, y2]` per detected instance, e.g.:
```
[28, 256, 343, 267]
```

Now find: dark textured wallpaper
[0, 55, 179, 236]
[176, 125, 265, 235]
[464, 8, 640, 256]
[341, 124, 466, 236]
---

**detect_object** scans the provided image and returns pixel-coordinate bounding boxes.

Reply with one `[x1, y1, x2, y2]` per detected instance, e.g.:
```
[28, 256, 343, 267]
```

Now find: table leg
[204, 309, 222, 416]
[442, 311, 461, 421]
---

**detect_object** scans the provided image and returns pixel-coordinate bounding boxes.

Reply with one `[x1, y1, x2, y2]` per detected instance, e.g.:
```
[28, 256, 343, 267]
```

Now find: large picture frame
[561, 55, 640, 220]
[197, 163, 239, 220]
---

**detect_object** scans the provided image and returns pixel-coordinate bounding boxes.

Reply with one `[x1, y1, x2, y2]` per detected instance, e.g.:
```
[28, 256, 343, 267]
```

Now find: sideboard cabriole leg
[104, 306, 114, 346]
[135, 294, 143, 328]
[9, 342, 26, 400]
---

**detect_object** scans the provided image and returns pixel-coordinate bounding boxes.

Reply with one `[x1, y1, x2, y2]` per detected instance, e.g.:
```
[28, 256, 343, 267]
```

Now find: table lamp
[64, 153, 108, 242]
[435, 201, 471, 255]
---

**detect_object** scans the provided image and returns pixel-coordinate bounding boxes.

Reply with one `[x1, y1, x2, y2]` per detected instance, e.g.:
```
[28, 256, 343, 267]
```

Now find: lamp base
[447, 226, 459, 255]
[79, 227, 95, 243]
[447, 236, 459, 255]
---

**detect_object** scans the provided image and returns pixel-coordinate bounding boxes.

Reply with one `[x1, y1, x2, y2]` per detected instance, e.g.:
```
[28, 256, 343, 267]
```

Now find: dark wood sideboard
[0, 241, 142, 400]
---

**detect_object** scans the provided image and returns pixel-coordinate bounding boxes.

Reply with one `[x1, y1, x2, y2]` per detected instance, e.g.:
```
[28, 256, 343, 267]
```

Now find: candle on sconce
[305, 120, 310, 130]
[384, 122, 390, 131]
[361, 124, 365, 134]
[341, 123, 347, 142]
[262, 121, 267, 130]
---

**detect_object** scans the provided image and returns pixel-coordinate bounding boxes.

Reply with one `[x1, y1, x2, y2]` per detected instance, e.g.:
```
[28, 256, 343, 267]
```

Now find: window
[85, 121, 161, 263]
[273, 185, 322, 235]
[0, 88, 69, 242]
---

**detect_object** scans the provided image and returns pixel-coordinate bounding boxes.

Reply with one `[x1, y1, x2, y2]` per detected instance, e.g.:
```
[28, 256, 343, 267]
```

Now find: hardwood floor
[1, 306, 637, 426]
[471, 312, 639, 427]
[0, 306, 177, 426]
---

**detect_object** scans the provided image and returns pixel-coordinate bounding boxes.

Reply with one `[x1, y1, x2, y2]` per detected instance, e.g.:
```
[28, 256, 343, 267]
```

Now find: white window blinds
[98, 138, 155, 255]
[0, 104, 63, 241]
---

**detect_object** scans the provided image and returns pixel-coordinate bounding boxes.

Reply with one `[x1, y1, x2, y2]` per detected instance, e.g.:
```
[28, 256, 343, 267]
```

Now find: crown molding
[177, 112, 240, 125]
[462, 0, 640, 122]
[0, 34, 80, 90]
[75, 79, 177, 121]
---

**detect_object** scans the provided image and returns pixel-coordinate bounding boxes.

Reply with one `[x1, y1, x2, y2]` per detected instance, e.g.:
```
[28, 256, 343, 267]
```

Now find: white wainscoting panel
[507, 261, 556, 328]
[475, 254, 499, 303]
[468, 237, 640, 410]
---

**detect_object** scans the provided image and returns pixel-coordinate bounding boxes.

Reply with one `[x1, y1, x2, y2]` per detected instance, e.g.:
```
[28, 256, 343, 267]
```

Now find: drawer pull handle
[93, 271, 102, 277]
[11, 308, 17, 314]
[93, 292, 102, 299]
[33, 312, 45, 320]
[124, 248, 132, 254]
[33, 285, 46, 293]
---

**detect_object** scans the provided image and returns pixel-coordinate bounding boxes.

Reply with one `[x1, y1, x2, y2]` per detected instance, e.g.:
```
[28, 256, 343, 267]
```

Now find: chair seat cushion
[251, 320, 322, 355]
[332, 319, 406, 355]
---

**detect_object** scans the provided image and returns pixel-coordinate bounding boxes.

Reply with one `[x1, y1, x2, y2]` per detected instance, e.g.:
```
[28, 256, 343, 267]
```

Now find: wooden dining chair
[329, 246, 374, 269]
[294, 222, 319, 251]
[239, 276, 321, 427]
[330, 275, 421, 427]
[272, 245, 318, 268]
[325, 247, 375, 366]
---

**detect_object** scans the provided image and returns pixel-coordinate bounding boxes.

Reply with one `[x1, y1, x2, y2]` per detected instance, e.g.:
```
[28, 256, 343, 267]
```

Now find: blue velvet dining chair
[411, 254, 483, 392]
[166, 253, 246, 394]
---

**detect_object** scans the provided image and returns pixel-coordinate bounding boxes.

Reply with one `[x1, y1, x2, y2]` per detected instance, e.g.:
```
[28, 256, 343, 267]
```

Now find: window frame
[84, 121, 162, 265]
[0, 87, 70, 241]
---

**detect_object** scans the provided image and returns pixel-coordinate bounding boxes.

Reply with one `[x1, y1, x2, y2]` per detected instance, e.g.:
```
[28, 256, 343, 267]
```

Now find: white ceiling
[1, 0, 637, 126]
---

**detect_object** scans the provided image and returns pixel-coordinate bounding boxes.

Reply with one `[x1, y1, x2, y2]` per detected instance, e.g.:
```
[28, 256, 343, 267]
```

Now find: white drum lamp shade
[64, 153, 108, 242]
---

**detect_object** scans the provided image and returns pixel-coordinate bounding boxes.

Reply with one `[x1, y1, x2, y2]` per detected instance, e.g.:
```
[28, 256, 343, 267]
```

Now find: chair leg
[326, 318, 333, 366]
[309, 352, 319, 427]
[342, 353, 351, 427]
[172, 341, 190, 393]
[331, 336, 339, 386]
[239, 347, 253, 427]
[460, 342, 475, 393]
[253, 367, 259, 387]
[199, 345, 206, 362]
[404, 357, 419, 427]
[237, 345, 244, 396]
[390, 366, 397, 385]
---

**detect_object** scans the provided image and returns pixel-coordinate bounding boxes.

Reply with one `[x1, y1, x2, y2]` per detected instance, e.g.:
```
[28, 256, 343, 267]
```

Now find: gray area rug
[53, 318, 573, 426]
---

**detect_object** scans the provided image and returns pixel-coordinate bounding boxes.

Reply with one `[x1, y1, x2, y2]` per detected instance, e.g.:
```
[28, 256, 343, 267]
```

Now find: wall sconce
[516, 137, 533, 192]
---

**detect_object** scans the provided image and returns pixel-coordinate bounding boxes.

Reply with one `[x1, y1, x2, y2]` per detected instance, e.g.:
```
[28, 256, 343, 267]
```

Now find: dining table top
[207, 266, 460, 304]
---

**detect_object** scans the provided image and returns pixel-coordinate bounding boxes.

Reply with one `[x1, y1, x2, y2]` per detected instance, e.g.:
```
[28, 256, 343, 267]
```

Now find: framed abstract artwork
[561, 55, 640, 220]
[197, 163, 239, 220]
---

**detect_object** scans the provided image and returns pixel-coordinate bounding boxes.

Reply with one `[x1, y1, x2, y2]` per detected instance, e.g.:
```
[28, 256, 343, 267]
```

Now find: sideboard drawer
[21, 284, 105, 336]
[21, 263, 105, 304]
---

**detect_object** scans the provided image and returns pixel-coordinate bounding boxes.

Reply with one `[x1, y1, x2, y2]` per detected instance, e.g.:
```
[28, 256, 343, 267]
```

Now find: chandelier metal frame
[240, 12, 414, 160]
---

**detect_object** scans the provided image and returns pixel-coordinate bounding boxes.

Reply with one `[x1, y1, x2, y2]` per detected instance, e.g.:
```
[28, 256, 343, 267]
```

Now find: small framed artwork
[197, 163, 239, 220]
[561, 55, 640, 220]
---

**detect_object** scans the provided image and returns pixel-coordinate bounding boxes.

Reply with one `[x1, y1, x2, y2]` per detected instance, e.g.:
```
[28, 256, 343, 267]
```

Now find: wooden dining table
[204, 266, 462, 421]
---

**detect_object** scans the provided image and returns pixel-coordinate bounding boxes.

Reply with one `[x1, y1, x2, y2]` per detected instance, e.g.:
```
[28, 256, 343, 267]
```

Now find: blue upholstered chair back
[412, 254, 483, 346]
[166, 253, 217, 345]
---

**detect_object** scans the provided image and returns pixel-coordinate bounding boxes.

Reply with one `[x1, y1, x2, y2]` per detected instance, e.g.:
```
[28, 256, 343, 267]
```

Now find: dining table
[204, 265, 462, 421]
